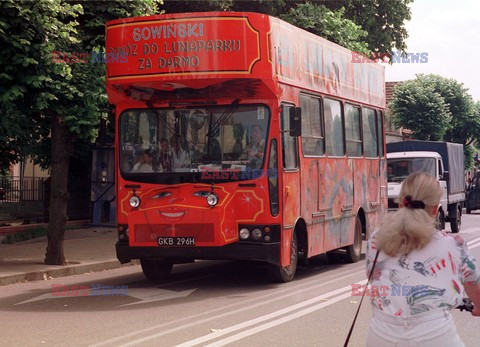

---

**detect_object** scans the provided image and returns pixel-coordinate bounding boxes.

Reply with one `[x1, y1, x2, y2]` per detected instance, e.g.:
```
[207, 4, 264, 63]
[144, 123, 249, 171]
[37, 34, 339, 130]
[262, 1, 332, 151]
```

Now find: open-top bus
[105, 12, 386, 282]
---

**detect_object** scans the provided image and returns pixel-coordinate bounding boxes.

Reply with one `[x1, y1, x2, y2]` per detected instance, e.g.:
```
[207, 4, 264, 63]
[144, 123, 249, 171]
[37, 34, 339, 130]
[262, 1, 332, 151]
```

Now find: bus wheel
[344, 217, 362, 263]
[269, 232, 298, 282]
[140, 259, 173, 280]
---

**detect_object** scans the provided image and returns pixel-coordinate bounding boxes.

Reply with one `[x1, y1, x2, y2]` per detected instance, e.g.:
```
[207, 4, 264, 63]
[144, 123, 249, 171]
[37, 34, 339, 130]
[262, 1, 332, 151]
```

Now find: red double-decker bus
[106, 12, 386, 282]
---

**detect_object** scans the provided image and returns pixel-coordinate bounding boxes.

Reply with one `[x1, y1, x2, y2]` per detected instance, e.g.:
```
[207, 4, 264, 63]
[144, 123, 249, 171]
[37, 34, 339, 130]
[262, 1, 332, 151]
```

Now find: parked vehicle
[466, 172, 480, 214]
[386, 141, 465, 233]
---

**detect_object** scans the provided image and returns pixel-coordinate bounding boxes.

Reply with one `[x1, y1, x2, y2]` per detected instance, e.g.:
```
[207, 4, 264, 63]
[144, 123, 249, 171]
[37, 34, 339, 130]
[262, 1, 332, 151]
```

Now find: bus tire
[450, 204, 461, 234]
[140, 259, 173, 280]
[269, 232, 298, 282]
[344, 217, 362, 263]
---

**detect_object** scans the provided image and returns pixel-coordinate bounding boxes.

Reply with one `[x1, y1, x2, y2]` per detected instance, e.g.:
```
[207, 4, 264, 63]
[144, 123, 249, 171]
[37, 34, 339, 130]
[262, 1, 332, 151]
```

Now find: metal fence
[0, 176, 46, 222]
[0, 176, 45, 202]
[0, 176, 91, 223]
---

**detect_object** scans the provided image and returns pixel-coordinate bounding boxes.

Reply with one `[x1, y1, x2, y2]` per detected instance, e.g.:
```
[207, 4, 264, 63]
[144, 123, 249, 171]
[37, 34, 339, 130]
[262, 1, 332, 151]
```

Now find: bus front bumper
[116, 241, 281, 265]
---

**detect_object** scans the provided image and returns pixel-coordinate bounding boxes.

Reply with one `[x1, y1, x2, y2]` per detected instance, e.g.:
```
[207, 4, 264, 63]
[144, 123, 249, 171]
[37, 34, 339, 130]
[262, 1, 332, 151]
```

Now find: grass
[1, 227, 48, 244]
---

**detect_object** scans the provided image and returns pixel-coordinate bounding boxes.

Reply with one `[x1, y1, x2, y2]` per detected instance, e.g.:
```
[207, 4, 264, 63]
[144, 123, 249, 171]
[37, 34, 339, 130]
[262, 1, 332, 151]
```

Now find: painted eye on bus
[193, 191, 210, 197]
[153, 192, 172, 199]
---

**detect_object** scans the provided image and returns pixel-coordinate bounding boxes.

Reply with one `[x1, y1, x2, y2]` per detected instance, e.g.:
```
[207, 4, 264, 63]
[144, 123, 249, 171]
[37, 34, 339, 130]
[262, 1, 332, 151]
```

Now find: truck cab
[386, 140, 465, 233]
[387, 151, 448, 218]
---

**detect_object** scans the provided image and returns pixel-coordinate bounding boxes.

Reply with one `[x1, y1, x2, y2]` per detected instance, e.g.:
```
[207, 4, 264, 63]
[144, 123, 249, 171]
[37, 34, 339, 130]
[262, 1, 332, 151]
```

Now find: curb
[0, 260, 139, 286]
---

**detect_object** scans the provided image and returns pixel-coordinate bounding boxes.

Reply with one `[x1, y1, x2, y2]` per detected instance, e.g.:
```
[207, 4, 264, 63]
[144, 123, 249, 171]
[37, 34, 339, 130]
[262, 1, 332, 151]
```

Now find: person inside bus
[203, 128, 222, 162]
[246, 124, 265, 161]
[171, 136, 190, 169]
[365, 172, 480, 346]
[158, 138, 173, 172]
[132, 149, 154, 173]
[387, 165, 395, 180]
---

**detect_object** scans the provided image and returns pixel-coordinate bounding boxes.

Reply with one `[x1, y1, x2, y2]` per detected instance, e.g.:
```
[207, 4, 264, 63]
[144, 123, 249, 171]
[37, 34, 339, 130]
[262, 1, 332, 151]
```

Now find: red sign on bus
[106, 16, 261, 79]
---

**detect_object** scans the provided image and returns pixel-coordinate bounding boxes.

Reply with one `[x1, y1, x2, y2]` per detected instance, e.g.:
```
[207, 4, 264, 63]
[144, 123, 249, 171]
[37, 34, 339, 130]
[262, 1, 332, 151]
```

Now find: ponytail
[377, 172, 443, 257]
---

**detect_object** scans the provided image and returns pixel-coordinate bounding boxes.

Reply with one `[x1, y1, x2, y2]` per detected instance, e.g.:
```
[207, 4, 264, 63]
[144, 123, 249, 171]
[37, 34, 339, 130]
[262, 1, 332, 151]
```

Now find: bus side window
[377, 110, 385, 157]
[324, 98, 344, 156]
[268, 139, 279, 215]
[345, 104, 362, 157]
[300, 94, 324, 156]
[362, 107, 378, 158]
[281, 106, 299, 169]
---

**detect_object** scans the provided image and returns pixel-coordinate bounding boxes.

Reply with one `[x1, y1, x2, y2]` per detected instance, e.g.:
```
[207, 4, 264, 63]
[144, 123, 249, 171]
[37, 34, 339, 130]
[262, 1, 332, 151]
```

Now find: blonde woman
[366, 172, 480, 346]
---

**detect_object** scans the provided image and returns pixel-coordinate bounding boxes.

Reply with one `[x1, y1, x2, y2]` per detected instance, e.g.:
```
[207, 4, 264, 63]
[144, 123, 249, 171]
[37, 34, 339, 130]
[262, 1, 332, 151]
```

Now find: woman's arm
[464, 282, 480, 316]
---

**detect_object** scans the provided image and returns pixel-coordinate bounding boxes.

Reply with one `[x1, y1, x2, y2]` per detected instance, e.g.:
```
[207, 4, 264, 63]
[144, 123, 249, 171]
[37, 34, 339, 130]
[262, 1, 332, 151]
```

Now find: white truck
[386, 141, 465, 233]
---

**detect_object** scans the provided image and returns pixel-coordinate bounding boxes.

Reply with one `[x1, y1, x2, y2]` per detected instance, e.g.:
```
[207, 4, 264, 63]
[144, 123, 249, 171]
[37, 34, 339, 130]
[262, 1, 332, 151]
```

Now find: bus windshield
[119, 104, 270, 183]
[387, 158, 436, 182]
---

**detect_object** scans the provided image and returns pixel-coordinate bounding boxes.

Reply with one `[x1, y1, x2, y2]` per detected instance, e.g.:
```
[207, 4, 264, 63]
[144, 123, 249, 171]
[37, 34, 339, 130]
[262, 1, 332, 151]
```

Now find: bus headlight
[239, 228, 250, 240]
[206, 193, 218, 207]
[129, 196, 140, 208]
[251, 228, 262, 240]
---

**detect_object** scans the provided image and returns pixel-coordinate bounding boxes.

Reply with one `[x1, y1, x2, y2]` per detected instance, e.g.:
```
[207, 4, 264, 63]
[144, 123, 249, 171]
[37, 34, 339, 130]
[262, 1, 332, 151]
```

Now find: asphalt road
[1, 211, 480, 347]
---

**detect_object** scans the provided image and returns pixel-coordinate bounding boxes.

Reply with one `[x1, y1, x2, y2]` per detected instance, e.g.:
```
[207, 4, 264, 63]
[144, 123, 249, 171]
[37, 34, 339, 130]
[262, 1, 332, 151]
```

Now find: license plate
[158, 237, 195, 246]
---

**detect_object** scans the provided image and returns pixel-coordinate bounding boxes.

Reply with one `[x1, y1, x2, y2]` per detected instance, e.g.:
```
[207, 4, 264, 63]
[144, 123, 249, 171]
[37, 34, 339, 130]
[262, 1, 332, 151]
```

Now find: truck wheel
[450, 205, 461, 234]
[435, 211, 445, 230]
[269, 232, 298, 282]
[140, 259, 173, 280]
[344, 217, 362, 263]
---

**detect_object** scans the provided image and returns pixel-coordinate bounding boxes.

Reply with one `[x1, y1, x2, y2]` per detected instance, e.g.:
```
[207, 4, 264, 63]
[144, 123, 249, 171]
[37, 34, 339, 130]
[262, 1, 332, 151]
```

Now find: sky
[385, 0, 480, 101]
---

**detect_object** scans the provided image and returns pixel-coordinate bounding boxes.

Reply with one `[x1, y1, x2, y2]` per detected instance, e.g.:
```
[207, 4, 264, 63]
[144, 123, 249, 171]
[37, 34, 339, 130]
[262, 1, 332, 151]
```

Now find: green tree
[418, 75, 478, 146]
[160, 0, 412, 54]
[390, 74, 480, 169]
[422, 75, 479, 170]
[334, 0, 413, 55]
[280, 3, 369, 53]
[390, 78, 451, 141]
[0, 0, 160, 264]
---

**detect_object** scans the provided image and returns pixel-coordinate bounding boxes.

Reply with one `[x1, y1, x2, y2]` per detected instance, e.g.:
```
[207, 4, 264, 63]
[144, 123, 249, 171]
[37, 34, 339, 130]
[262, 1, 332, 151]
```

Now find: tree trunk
[44, 113, 73, 265]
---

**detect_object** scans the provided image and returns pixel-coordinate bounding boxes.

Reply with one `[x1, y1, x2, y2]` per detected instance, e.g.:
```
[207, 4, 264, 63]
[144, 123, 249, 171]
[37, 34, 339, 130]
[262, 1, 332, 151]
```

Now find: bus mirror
[289, 107, 301, 137]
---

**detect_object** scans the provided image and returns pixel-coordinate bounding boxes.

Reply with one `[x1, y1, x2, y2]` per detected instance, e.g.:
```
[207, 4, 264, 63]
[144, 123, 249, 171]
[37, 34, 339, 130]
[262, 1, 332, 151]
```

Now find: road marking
[205, 291, 353, 347]
[92, 266, 366, 347]
[468, 241, 480, 250]
[466, 236, 480, 250]
[173, 237, 480, 347]
[460, 227, 480, 237]
[173, 281, 366, 347]
[14, 286, 197, 306]
[94, 231, 480, 347]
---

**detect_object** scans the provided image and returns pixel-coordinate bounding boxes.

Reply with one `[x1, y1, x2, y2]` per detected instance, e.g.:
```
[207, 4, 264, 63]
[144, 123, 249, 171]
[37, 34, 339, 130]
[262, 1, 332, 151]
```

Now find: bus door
[280, 105, 300, 266]
[298, 94, 324, 256]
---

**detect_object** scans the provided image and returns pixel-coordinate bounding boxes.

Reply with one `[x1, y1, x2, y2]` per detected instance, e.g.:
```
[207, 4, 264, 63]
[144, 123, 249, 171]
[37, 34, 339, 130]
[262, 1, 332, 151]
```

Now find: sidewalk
[0, 227, 137, 286]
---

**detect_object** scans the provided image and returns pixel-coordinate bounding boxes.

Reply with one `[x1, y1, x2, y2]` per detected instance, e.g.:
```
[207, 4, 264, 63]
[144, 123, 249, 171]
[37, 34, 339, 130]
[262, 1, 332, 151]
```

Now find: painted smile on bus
[157, 207, 187, 221]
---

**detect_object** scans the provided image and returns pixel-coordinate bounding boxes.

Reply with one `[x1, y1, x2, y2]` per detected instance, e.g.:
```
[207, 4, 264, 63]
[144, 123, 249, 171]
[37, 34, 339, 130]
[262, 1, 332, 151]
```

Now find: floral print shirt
[366, 230, 480, 317]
